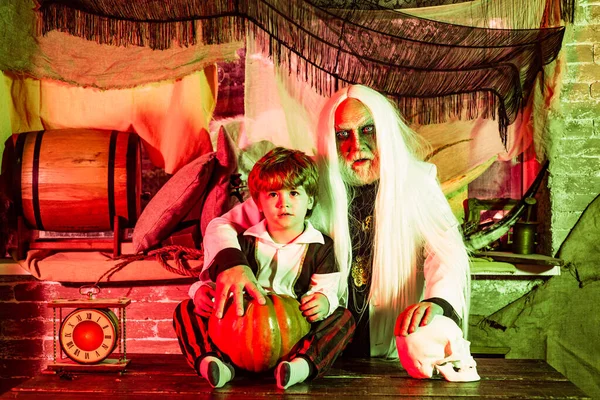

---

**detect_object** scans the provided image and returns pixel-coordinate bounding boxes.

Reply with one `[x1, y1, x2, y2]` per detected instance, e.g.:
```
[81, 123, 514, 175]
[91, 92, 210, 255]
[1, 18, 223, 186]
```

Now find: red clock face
[59, 308, 119, 364]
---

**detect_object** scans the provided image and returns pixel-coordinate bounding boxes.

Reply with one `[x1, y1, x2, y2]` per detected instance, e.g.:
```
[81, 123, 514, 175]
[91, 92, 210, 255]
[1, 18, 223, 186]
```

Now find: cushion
[200, 125, 238, 236]
[132, 151, 216, 253]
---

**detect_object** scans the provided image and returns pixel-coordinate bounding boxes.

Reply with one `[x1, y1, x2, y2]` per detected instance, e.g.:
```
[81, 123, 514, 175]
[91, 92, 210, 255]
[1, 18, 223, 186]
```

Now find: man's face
[334, 99, 380, 186]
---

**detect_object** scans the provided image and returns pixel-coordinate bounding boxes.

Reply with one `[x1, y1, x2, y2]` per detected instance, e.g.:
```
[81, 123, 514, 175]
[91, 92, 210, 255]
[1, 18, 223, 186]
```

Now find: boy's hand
[192, 283, 215, 318]
[214, 265, 267, 318]
[299, 292, 330, 323]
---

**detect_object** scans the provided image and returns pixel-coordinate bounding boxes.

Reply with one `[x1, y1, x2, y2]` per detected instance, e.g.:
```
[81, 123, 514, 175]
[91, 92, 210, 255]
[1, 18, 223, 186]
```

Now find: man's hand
[214, 265, 267, 318]
[299, 292, 330, 323]
[192, 283, 216, 318]
[395, 301, 443, 337]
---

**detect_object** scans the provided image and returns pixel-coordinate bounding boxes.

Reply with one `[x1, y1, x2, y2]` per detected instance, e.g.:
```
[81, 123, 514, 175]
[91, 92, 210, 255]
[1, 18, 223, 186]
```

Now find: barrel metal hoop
[126, 133, 139, 227]
[32, 130, 45, 231]
[108, 131, 118, 230]
[13, 133, 28, 218]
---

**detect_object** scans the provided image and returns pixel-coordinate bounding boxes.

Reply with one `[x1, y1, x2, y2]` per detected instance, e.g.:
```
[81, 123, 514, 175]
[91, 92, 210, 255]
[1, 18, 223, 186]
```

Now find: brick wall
[0, 275, 190, 387]
[549, 0, 600, 252]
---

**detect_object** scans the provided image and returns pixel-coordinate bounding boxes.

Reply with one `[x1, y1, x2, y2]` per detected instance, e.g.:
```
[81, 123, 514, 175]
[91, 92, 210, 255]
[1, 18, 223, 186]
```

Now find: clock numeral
[76, 315, 82, 322]
[68, 322, 75, 328]
[102, 344, 109, 350]
[105, 335, 112, 339]
[96, 317, 101, 323]
[86, 313, 92, 320]
[64, 333, 72, 338]
[95, 350, 101, 357]
[102, 325, 109, 330]
[85, 352, 90, 360]
[74, 349, 81, 357]
[66, 341, 74, 349]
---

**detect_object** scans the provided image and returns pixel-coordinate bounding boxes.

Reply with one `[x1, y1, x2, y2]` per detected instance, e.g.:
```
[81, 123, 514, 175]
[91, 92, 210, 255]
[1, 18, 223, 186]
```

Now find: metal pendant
[351, 255, 370, 288]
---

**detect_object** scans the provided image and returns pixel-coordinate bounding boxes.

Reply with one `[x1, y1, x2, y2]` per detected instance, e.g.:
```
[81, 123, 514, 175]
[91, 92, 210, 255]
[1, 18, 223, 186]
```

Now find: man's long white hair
[311, 85, 470, 357]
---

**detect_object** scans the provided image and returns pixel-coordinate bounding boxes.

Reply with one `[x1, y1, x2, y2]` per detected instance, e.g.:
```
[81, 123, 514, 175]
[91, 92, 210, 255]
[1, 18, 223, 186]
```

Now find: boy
[173, 147, 355, 390]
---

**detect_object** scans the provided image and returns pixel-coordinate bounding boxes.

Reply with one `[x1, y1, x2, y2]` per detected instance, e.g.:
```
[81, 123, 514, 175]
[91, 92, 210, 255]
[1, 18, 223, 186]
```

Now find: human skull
[396, 315, 480, 382]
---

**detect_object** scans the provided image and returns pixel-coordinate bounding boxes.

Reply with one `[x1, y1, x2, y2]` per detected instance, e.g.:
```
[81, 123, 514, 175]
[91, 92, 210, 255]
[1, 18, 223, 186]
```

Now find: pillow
[237, 139, 276, 182]
[200, 125, 238, 236]
[132, 151, 216, 253]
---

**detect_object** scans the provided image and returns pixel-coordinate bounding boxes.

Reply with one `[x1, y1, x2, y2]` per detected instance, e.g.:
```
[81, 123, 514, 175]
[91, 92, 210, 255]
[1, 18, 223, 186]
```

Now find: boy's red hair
[248, 147, 318, 208]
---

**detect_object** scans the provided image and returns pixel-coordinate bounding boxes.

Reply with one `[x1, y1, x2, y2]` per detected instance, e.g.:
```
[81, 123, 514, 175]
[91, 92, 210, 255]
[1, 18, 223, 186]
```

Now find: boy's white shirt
[190, 213, 340, 317]
[244, 219, 340, 317]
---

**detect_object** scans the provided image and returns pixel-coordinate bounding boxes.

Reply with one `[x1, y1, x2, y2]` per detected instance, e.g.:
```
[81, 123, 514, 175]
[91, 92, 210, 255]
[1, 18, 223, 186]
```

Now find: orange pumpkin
[208, 294, 311, 372]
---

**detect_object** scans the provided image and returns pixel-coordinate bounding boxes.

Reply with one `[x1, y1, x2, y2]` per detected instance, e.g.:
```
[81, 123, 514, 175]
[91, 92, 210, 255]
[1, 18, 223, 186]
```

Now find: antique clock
[48, 285, 131, 372]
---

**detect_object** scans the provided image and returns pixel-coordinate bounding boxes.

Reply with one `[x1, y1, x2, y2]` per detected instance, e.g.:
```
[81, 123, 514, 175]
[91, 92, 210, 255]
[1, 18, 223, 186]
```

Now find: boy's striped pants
[173, 299, 355, 379]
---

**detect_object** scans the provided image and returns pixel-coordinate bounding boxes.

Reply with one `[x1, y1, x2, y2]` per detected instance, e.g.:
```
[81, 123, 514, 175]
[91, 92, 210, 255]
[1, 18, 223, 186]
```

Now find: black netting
[37, 0, 571, 142]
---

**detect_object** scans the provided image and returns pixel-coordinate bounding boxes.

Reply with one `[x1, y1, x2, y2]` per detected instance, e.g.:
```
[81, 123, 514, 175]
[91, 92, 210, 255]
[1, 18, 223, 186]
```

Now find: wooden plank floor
[1, 354, 590, 399]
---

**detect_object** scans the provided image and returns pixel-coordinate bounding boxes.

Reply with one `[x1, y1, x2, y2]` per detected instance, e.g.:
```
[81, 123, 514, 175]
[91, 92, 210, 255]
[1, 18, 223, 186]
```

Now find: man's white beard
[338, 158, 380, 187]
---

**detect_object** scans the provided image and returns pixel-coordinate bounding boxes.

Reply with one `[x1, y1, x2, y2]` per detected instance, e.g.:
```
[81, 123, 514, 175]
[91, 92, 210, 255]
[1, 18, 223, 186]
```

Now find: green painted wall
[469, 3, 600, 397]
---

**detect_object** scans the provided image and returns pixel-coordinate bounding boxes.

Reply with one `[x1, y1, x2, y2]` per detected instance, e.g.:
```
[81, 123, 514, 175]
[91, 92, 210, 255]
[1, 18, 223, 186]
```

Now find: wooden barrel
[13, 129, 141, 232]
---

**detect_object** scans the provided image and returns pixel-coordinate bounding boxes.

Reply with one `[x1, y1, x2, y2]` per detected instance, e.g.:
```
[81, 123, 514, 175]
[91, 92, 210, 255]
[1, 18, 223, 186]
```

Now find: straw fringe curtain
[36, 0, 571, 142]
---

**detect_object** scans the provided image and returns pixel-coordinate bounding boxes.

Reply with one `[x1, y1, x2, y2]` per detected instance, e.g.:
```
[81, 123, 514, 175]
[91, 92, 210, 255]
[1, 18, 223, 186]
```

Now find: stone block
[550, 174, 600, 194]
[551, 154, 599, 176]
[577, 63, 600, 82]
[559, 118, 595, 140]
[565, 44, 594, 63]
[125, 320, 157, 339]
[157, 320, 178, 339]
[551, 211, 585, 231]
[552, 229, 572, 254]
[0, 302, 50, 320]
[0, 284, 13, 301]
[552, 192, 598, 213]
[560, 101, 600, 120]
[0, 339, 44, 358]
[125, 301, 179, 320]
[556, 137, 600, 157]
[561, 83, 591, 102]
[0, 318, 52, 338]
[124, 339, 181, 354]
[568, 23, 600, 43]
[591, 82, 600, 99]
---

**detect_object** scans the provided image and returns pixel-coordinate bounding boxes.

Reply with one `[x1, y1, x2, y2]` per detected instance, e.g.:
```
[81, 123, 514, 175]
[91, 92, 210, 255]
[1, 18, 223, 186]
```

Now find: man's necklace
[350, 215, 373, 316]
[350, 256, 371, 316]
[351, 255, 371, 289]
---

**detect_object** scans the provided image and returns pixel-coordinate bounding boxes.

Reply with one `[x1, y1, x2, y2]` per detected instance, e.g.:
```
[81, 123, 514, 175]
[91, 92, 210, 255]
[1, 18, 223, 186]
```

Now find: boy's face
[257, 186, 314, 233]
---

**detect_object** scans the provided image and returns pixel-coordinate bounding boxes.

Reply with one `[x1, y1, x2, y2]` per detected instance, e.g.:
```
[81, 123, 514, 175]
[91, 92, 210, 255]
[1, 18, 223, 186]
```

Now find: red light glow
[72, 321, 104, 351]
